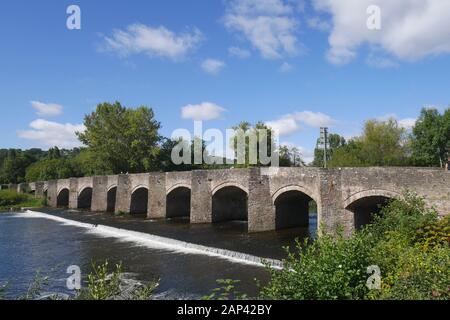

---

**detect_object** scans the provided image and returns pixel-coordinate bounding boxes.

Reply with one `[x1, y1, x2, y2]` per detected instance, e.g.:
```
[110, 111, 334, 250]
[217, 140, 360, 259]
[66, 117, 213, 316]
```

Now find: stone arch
[130, 186, 149, 215]
[107, 185, 117, 213]
[273, 185, 318, 231]
[166, 186, 191, 219]
[57, 188, 69, 207]
[271, 185, 318, 205]
[344, 189, 401, 230]
[107, 184, 118, 192]
[211, 182, 249, 196]
[212, 185, 248, 223]
[131, 184, 149, 194]
[78, 187, 93, 209]
[166, 183, 191, 195]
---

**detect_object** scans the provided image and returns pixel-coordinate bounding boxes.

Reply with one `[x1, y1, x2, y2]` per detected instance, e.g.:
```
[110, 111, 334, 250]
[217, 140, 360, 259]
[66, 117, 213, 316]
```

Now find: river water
[0, 210, 316, 299]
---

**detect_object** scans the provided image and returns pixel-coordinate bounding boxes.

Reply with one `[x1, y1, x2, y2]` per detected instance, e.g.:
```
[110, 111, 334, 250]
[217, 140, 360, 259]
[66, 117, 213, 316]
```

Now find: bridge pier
[190, 170, 212, 223]
[115, 174, 132, 214]
[248, 168, 275, 232]
[148, 173, 166, 219]
[47, 180, 57, 207]
[91, 176, 108, 212]
[34, 182, 45, 199]
[68, 178, 78, 209]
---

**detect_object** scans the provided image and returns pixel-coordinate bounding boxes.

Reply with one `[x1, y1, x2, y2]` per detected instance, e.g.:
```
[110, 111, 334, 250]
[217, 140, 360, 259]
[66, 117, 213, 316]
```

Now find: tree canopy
[76, 102, 162, 174]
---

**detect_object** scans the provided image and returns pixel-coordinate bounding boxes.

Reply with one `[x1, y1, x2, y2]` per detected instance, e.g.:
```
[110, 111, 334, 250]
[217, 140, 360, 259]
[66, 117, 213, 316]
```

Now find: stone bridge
[8, 167, 450, 234]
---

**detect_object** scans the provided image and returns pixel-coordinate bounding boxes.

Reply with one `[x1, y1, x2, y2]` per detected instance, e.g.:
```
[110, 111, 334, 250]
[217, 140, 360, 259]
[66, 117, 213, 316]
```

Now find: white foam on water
[19, 210, 283, 269]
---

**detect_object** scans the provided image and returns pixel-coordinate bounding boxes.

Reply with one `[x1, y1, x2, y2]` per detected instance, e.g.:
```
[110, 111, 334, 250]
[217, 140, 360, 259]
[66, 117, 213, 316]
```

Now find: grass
[0, 189, 44, 211]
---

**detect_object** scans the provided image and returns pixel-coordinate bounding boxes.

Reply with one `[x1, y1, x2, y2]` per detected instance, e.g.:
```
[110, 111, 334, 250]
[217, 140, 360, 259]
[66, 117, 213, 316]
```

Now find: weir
[17, 167, 450, 234]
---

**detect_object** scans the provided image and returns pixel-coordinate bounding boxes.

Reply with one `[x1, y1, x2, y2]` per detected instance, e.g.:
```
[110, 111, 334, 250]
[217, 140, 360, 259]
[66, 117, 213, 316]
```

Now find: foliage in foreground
[260, 192, 450, 300]
[77, 260, 159, 300]
[0, 189, 44, 210]
[0, 261, 158, 300]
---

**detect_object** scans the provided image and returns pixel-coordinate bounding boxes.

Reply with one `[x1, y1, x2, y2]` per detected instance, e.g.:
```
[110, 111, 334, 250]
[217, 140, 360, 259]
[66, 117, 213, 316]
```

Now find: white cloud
[201, 59, 226, 74]
[266, 116, 300, 136]
[279, 62, 294, 72]
[377, 113, 416, 129]
[181, 102, 226, 121]
[30, 101, 63, 117]
[18, 119, 85, 149]
[312, 0, 450, 64]
[101, 23, 203, 60]
[307, 17, 331, 32]
[293, 111, 336, 127]
[224, 0, 299, 59]
[398, 118, 416, 130]
[266, 110, 335, 136]
[228, 46, 251, 59]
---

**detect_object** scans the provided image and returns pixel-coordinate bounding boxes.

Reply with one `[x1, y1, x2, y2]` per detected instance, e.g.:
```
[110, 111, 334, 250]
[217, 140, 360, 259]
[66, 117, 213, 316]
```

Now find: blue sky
[1, 0, 449, 162]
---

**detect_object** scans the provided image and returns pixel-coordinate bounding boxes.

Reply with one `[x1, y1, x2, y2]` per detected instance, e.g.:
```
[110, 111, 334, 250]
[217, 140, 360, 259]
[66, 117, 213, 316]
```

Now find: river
[0, 210, 316, 299]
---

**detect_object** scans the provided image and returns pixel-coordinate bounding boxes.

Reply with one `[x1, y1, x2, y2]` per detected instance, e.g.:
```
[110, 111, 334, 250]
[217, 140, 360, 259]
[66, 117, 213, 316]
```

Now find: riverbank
[0, 190, 43, 212]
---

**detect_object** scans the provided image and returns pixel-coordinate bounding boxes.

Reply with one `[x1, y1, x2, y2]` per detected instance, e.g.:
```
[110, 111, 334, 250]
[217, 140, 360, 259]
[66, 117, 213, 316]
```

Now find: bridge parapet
[17, 167, 449, 234]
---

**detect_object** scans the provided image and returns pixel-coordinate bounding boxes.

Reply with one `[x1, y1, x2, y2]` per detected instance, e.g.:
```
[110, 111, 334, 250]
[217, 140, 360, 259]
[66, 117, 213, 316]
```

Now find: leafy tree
[25, 158, 75, 182]
[312, 133, 347, 167]
[231, 121, 276, 167]
[77, 102, 162, 174]
[410, 107, 450, 167]
[71, 149, 113, 177]
[0, 149, 35, 183]
[47, 147, 62, 160]
[327, 119, 409, 167]
[279, 145, 305, 167]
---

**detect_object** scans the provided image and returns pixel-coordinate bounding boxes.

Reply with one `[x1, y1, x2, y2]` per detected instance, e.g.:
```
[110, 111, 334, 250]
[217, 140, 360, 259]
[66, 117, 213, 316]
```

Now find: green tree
[231, 121, 276, 167]
[25, 158, 75, 182]
[77, 102, 162, 174]
[312, 133, 347, 167]
[327, 119, 409, 167]
[410, 107, 450, 167]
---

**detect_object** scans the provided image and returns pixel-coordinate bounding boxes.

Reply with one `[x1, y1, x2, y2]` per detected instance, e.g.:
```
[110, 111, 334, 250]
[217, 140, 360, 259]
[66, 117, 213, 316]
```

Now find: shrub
[260, 232, 375, 300]
[0, 189, 43, 210]
[0, 190, 29, 207]
[260, 192, 450, 300]
[77, 260, 158, 300]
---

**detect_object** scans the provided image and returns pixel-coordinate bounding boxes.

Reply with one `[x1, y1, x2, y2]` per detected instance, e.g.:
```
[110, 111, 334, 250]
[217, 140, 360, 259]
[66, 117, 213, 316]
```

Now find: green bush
[77, 260, 158, 300]
[259, 232, 374, 300]
[0, 189, 43, 210]
[260, 192, 450, 300]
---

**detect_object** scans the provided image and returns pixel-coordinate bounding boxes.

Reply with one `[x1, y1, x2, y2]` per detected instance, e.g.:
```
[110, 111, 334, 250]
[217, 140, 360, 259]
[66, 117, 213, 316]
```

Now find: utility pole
[320, 127, 329, 168]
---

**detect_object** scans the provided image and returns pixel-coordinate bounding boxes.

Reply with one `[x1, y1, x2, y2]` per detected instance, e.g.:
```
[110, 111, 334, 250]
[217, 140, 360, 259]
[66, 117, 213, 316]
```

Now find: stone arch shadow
[272, 185, 319, 231]
[166, 184, 191, 219]
[78, 187, 93, 209]
[212, 183, 248, 223]
[57, 188, 69, 208]
[130, 185, 149, 215]
[343, 189, 401, 230]
[107, 185, 117, 213]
